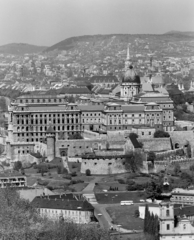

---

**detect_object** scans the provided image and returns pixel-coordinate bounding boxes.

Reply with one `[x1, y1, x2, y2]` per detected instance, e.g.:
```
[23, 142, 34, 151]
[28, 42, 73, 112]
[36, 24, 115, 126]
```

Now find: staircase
[83, 193, 98, 205]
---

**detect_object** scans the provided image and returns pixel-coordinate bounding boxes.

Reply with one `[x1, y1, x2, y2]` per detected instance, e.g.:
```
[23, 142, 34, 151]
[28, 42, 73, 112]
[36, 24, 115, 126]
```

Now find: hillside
[43, 33, 194, 60]
[0, 43, 47, 55]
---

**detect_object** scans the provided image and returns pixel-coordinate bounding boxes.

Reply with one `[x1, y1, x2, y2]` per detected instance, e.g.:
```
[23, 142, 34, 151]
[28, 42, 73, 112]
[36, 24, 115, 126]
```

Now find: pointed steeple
[126, 43, 130, 60]
[125, 44, 132, 70]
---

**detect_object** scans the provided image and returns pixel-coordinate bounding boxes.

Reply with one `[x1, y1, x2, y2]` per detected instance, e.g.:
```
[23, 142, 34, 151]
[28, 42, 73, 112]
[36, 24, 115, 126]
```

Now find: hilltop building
[5, 44, 175, 163]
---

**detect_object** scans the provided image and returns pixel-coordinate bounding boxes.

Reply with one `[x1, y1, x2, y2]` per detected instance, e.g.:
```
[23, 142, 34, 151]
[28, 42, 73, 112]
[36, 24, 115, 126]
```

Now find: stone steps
[83, 193, 98, 205]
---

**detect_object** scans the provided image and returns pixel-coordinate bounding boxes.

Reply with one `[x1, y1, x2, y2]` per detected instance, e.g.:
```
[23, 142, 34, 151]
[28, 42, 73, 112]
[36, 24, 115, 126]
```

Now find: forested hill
[44, 32, 194, 54]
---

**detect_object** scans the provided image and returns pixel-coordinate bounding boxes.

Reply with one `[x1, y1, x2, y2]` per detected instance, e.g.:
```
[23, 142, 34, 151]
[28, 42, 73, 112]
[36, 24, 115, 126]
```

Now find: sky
[0, 0, 193, 47]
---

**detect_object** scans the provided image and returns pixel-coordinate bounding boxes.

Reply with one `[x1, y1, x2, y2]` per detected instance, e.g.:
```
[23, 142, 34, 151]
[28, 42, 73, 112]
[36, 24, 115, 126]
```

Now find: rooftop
[31, 196, 94, 211]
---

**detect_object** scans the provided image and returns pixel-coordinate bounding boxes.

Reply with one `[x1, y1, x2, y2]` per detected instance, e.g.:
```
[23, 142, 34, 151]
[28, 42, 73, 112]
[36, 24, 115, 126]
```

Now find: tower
[46, 125, 55, 161]
[120, 44, 141, 101]
[6, 124, 14, 160]
[159, 202, 174, 237]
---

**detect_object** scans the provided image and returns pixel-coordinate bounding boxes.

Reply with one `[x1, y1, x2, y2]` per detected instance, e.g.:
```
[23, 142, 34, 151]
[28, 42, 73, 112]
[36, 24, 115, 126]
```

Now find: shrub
[154, 130, 170, 138]
[69, 180, 77, 185]
[126, 179, 135, 185]
[1, 161, 10, 167]
[86, 169, 91, 176]
[126, 184, 137, 191]
[13, 161, 22, 171]
[57, 166, 63, 174]
[71, 172, 77, 177]
[134, 209, 140, 218]
[117, 179, 126, 184]
[63, 174, 72, 180]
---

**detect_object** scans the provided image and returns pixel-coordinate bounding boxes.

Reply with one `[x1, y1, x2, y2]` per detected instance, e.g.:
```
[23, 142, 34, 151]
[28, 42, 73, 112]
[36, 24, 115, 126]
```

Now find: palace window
[166, 224, 170, 230]
[166, 210, 169, 216]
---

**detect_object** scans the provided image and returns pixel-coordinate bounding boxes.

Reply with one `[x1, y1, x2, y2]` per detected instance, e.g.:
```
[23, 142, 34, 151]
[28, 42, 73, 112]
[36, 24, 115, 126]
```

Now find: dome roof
[122, 65, 140, 84]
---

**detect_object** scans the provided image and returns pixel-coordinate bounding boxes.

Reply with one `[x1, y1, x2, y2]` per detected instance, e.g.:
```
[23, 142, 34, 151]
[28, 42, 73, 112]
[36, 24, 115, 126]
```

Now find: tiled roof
[59, 87, 91, 95]
[174, 204, 194, 217]
[78, 105, 104, 111]
[129, 135, 142, 148]
[31, 196, 94, 211]
[121, 105, 145, 112]
[0, 171, 24, 178]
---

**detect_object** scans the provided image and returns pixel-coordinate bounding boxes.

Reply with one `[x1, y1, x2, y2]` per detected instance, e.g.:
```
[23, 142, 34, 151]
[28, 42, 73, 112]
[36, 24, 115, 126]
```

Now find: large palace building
[6, 45, 174, 162]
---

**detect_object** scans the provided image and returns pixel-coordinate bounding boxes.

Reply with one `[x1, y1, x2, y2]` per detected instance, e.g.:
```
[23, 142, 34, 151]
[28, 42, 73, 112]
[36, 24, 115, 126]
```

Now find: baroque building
[120, 44, 141, 101]
[159, 202, 194, 240]
[5, 44, 174, 162]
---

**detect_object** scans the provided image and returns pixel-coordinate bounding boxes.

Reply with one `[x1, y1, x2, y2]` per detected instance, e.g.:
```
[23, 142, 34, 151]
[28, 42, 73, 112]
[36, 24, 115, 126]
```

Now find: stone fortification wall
[94, 150, 124, 157]
[81, 157, 148, 175]
[154, 158, 194, 172]
[155, 148, 185, 160]
[168, 131, 194, 157]
[55, 139, 128, 157]
[81, 157, 127, 175]
[139, 138, 172, 152]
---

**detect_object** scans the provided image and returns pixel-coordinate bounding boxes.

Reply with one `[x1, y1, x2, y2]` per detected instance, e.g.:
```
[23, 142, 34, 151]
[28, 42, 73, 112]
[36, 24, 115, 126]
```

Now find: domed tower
[120, 44, 141, 101]
[46, 124, 55, 161]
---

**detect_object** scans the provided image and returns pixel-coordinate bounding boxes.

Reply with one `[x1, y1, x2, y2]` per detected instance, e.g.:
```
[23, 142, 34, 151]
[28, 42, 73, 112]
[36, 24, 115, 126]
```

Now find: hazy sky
[0, 0, 193, 46]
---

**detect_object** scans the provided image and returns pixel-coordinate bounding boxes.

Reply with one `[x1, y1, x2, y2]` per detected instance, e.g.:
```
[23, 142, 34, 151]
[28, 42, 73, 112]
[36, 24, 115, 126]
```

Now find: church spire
[125, 44, 132, 70]
[126, 43, 130, 60]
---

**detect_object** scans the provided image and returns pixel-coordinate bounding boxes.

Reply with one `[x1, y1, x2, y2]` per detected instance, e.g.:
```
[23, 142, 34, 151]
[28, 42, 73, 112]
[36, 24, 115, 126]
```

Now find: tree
[145, 181, 162, 201]
[187, 143, 192, 158]
[147, 151, 156, 164]
[0, 188, 113, 240]
[129, 132, 138, 139]
[124, 151, 144, 173]
[14, 161, 22, 171]
[144, 204, 149, 233]
[134, 209, 140, 218]
[0, 188, 41, 239]
[174, 163, 181, 175]
[154, 130, 170, 138]
[190, 164, 194, 178]
[37, 164, 48, 176]
[86, 169, 91, 176]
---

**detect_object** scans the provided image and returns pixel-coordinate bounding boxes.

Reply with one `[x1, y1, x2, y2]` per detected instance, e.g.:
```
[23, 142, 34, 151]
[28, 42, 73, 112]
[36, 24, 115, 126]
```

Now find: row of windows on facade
[15, 119, 162, 134]
[40, 208, 90, 216]
[18, 98, 66, 103]
[15, 111, 172, 120]
[16, 114, 79, 118]
[172, 195, 194, 201]
[165, 223, 187, 231]
[16, 125, 80, 133]
[16, 119, 80, 125]
[15, 116, 171, 126]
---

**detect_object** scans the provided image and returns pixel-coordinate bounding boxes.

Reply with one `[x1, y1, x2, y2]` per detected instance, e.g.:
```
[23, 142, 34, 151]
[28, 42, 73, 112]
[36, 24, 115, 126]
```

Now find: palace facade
[6, 45, 174, 162]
